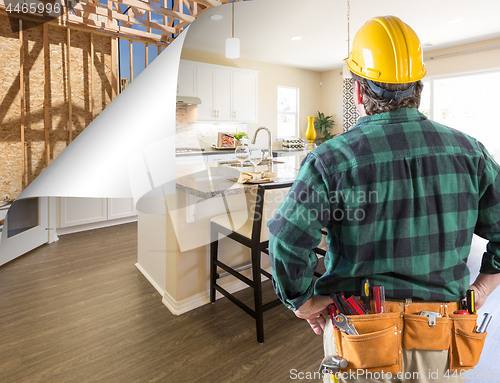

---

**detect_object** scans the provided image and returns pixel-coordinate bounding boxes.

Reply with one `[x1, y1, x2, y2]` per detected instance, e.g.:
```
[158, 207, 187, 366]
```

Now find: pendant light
[225, 2, 240, 59]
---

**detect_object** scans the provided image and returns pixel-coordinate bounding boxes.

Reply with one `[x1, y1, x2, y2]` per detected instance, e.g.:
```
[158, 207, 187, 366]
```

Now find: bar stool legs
[251, 246, 264, 343]
[210, 228, 218, 303]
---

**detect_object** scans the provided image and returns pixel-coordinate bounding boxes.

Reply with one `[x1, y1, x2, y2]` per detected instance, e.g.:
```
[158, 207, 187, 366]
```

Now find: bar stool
[209, 181, 326, 343]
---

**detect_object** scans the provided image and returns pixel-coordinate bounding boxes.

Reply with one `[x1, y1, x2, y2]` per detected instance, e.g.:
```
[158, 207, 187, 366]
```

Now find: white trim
[423, 66, 500, 81]
[135, 262, 164, 296]
[161, 269, 272, 316]
[47, 197, 59, 244]
[56, 216, 138, 236]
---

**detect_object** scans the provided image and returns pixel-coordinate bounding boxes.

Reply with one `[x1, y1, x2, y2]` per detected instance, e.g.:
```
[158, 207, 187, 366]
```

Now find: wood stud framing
[19, 18, 26, 190]
[129, 40, 133, 81]
[111, 37, 118, 99]
[90, 32, 95, 119]
[67, 28, 73, 143]
[43, 23, 50, 167]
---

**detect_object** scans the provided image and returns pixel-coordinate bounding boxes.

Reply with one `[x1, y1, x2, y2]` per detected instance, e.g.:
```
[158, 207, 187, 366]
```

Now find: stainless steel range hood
[176, 96, 201, 105]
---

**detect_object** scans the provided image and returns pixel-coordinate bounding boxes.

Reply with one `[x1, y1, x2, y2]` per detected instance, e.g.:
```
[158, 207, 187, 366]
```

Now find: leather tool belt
[332, 300, 487, 375]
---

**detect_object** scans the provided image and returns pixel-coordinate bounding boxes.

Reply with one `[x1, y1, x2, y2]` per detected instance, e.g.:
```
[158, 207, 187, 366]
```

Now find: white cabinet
[196, 67, 233, 122]
[59, 197, 107, 228]
[233, 71, 258, 122]
[177, 61, 197, 97]
[58, 197, 137, 230]
[215, 69, 233, 121]
[108, 198, 137, 220]
[181, 60, 259, 123]
[196, 66, 216, 121]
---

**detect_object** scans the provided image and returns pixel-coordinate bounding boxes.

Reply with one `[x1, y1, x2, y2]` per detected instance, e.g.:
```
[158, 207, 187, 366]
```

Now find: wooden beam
[146, 5, 150, 68]
[158, 45, 161, 55]
[66, 12, 171, 43]
[90, 32, 94, 120]
[111, 37, 118, 99]
[130, 6, 145, 17]
[43, 23, 50, 167]
[169, 0, 180, 28]
[182, 0, 192, 14]
[193, 0, 221, 7]
[0, 8, 170, 47]
[129, 40, 133, 82]
[67, 28, 73, 143]
[72, 3, 178, 34]
[162, 0, 166, 30]
[112, 0, 195, 24]
[20, 18, 26, 190]
[107, 0, 113, 26]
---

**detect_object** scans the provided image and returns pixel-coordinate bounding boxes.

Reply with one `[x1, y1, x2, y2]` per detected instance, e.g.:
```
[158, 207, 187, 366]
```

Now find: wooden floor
[0, 223, 323, 383]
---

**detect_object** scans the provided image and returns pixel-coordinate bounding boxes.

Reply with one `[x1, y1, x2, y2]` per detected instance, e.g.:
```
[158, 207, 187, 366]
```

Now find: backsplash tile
[176, 104, 247, 149]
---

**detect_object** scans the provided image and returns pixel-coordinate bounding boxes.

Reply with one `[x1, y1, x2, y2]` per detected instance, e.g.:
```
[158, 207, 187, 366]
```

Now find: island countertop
[175, 155, 305, 199]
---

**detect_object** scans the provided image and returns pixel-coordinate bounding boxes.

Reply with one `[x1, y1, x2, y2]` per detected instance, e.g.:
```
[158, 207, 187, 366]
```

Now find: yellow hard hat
[345, 16, 427, 84]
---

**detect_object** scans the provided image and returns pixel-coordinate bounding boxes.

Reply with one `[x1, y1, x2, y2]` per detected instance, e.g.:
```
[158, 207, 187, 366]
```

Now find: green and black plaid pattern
[268, 108, 500, 311]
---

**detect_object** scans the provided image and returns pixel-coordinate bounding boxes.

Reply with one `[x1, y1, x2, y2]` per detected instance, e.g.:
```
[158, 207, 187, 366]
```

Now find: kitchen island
[136, 155, 306, 315]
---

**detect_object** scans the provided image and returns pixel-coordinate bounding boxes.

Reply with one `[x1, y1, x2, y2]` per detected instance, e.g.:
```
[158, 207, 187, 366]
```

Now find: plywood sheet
[0, 15, 22, 200]
[69, 29, 93, 141]
[48, 25, 70, 160]
[23, 20, 45, 186]
[93, 35, 112, 117]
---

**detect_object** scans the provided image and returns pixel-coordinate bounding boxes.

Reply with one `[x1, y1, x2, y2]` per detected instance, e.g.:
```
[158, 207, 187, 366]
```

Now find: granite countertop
[175, 155, 303, 199]
[176, 148, 308, 157]
[175, 147, 235, 157]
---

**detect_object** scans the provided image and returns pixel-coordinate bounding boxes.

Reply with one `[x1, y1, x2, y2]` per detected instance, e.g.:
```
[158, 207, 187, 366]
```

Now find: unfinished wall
[0, 15, 114, 200]
[0, 15, 22, 200]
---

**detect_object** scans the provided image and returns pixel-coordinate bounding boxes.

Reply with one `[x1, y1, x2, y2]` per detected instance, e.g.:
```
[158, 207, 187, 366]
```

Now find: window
[277, 86, 299, 138]
[419, 70, 500, 157]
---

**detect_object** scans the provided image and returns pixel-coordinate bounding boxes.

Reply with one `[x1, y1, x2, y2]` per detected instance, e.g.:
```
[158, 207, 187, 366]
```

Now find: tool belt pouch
[333, 313, 402, 375]
[449, 314, 486, 372]
[403, 313, 451, 350]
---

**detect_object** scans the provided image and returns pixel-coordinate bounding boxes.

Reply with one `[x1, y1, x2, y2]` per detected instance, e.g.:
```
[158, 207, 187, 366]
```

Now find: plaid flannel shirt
[268, 108, 500, 311]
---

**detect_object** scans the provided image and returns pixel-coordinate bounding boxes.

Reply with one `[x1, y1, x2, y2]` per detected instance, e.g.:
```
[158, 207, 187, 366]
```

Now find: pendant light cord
[232, 2, 235, 38]
[347, 0, 350, 56]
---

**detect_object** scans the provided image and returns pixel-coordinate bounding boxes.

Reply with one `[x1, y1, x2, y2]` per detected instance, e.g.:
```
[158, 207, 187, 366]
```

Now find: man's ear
[353, 80, 363, 105]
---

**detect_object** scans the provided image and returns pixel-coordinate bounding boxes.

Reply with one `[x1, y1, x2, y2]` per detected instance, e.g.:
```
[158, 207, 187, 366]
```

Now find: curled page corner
[16, 26, 191, 203]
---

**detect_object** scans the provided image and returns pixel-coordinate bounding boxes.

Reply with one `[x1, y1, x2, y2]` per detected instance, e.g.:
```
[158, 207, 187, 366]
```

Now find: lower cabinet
[58, 197, 137, 230]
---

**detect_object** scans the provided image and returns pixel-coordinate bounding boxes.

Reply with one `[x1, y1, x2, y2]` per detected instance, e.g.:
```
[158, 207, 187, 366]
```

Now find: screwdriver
[467, 289, 476, 315]
[361, 278, 371, 313]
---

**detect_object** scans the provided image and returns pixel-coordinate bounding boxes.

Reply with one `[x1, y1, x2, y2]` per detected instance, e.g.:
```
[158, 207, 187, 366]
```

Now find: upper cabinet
[178, 60, 259, 123]
[177, 61, 197, 97]
[233, 71, 258, 122]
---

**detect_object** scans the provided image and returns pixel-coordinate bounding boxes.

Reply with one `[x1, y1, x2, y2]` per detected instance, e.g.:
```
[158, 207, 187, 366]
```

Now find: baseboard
[56, 216, 138, 236]
[161, 272, 271, 316]
[135, 262, 164, 296]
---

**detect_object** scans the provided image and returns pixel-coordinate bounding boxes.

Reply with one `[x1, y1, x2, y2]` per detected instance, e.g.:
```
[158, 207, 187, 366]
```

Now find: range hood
[176, 96, 201, 105]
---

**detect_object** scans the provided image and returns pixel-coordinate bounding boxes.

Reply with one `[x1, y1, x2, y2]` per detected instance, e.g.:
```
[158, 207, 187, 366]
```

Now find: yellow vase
[305, 116, 317, 149]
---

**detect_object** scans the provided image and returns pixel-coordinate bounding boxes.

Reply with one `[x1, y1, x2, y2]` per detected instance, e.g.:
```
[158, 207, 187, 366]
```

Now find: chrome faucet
[251, 126, 273, 161]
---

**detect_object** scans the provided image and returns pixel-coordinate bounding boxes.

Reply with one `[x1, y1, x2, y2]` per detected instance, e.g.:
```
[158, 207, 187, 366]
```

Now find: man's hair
[351, 72, 424, 115]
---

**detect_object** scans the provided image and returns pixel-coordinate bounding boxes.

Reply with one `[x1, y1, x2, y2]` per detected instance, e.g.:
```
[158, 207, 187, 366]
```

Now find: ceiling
[183, 0, 500, 72]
